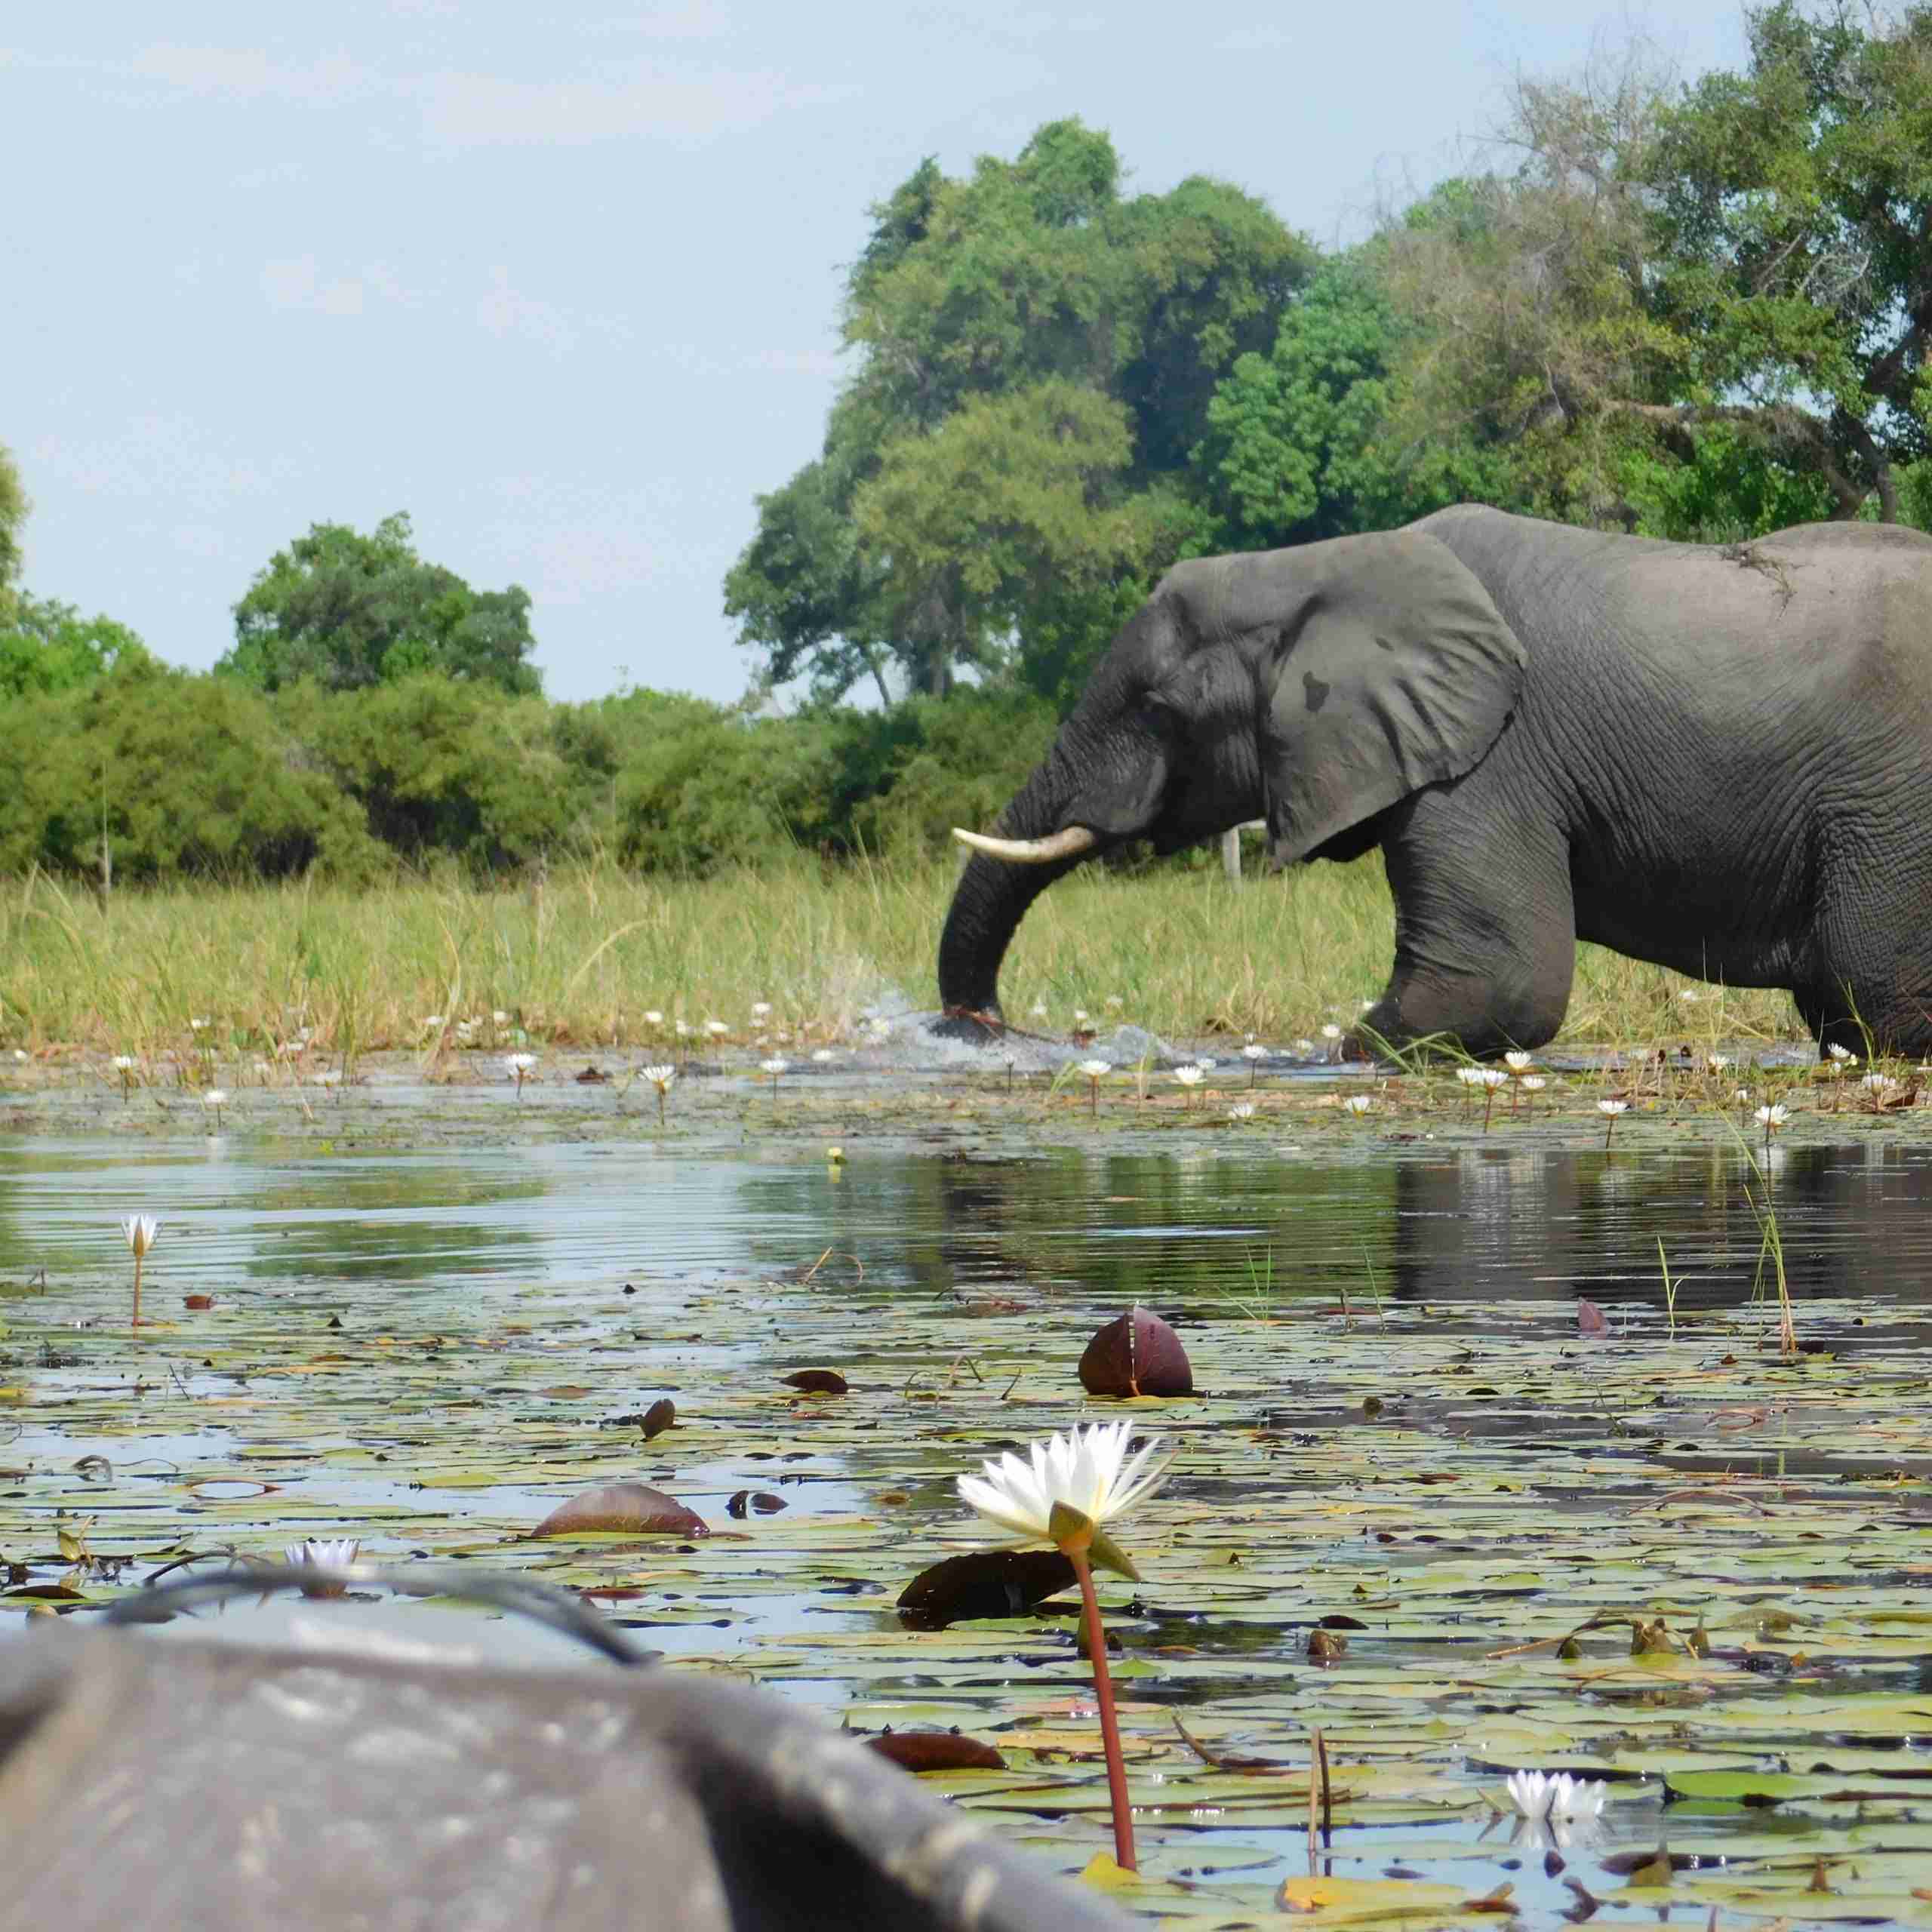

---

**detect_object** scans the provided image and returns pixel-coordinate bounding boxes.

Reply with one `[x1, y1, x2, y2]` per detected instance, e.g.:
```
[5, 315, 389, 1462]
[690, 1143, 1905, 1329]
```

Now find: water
[9, 1130, 1932, 1317]
[2, 1113, 1929, 1925]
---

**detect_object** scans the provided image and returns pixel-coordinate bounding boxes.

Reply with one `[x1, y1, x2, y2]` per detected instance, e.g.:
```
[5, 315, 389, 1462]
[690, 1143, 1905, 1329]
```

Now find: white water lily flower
[122, 1214, 159, 1258]
[1320, 1023, 1343, 1042]
[1859, 1071, 1897, 1093]
[1293, 1038, 1316, 1056]
[1477, 1068, 1506, 1089]
[285, 1537, 361, 1599]
[958, 1420, 1168, 1577]
[1755, 1102, 1789, 1129]
[1173, 1066, 1204, 1090]
[705, 1019, 728, 1038]
[1547, 1773, 1607, 1824]
[112, 1054, 136, 1072]
[1343, 1094, 1374, 1115]
[1706, 1053, 1734, 1072]
[285, 1537, 360, 1570]
[1227, 1102, 1256, 1121]
[811, 1048, 836, 1063]
[1519, 1075, 1546, 1092]
[1242, 1044, 1267, 1062]
[1597, 1098, 1628, 1116]
[1827, 1042, 1856, 1064]
[1504, 1051, 1532, 1072]
[1193, 1057, 1216, 1074]
[761, 1057, 789, 1078]
[643, 1010, 663, 1026]
[1504, 1768, 1552, 1819]
[643, 1065, 675, 1091]
[1455, 1066, 1483, 1086]
[1078, 1059, 1111, 1079]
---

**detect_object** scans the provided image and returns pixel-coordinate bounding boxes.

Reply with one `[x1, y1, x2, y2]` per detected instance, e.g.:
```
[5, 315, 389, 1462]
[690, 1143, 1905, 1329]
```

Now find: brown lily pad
[897, 1548, 1077, 1630]
[640, 1398, 675, 1439]
[726, 1490, 788, 1518]
[1078, 1306, 1192, 1398]
[530, 1481, 709, 1539]
[866, 1730, 1008, 1773]
[782, 1368, 848, 1395]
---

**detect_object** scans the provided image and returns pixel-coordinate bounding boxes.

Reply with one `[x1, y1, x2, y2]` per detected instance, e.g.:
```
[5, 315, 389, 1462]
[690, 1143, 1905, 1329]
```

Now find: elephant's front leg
[1352, 788, 1577, 1060]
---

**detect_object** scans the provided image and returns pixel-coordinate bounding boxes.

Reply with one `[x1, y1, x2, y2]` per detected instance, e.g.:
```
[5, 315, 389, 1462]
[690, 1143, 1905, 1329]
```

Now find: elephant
[938, 505, 1932, 1059]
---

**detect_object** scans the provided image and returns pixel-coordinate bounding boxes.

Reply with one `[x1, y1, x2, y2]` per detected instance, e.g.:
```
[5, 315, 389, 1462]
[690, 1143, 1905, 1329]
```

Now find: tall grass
[0, 854, 1807, 1054]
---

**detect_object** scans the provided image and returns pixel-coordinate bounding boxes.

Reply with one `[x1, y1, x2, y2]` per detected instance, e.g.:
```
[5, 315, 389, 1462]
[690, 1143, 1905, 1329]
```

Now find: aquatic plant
[119, 1213, 158, 1327]
[642, 1064, 675, 1125]
[284, 1537, 361, 1598]
[504, 1051, 537, 1099]
[202, 1088, 226, 1131]
[1597, 1097, 1627, 1149]
[958, 1421, 1168, 1872]
[1077, 1058, 1111, 1118]
[1172, 1065, 1204, 1106]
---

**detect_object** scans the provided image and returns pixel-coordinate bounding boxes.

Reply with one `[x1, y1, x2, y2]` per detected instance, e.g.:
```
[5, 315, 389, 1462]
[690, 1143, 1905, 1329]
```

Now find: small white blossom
[1504, 1051, 1532, 1072]
[1476, 1068, 1506, 1090]
[1343, 1094, 1374, 1115]
[1227, 1101, 1256, 1121]
[642, 1065, 675, 1091]
[1755, 1102, 1789, 1130]
[1077, 1059, 1111, 1080]
[1597, 1099, 1628, 1117]
[1519, 1075, 1547, 1093]
[811, 1048, 835, 1063]
[760, 1057, 789, 1076]
[1242, 1043, 1268, 1063]
[121, 1214, 159, 1257]
[1706, 1054, 1733, 1072]
[1319, 1023, 1343, 1042]
[705, 1020, 729, 1038]
[1172, 1066, 1204, 1090]
[1293, 1038, 1315, 1056]
[643, 1009, 663, 1026]
[1827, 1042, 1857, 1065]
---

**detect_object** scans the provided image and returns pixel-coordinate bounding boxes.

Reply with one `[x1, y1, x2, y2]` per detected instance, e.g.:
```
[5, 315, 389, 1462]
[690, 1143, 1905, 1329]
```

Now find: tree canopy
[0, 594, 152, 699]
[0, 438, 27, 621]
[726, 119, 1314, 703]
[218, 512, 541, 696]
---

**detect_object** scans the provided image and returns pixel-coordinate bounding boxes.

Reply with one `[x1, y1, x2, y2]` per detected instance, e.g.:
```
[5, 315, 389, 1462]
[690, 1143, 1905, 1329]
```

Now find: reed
[0, 854, 1807, 1054]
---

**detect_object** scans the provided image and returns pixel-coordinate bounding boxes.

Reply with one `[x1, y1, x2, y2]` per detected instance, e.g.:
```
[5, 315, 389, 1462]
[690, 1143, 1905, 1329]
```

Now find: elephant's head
[937, 528, 1529, 1029]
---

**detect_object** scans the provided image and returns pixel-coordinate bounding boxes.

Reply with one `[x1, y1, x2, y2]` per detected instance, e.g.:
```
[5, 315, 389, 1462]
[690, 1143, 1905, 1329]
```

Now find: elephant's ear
[1251, 530, 1527, 865]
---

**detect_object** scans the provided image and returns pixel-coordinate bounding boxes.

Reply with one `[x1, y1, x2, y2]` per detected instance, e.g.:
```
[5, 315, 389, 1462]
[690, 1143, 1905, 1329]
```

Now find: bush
[0, 658, 379, 881]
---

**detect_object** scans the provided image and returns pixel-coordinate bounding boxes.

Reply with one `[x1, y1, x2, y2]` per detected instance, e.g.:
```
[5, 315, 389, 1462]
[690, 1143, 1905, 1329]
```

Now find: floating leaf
[640, 1398, 675, 1439]
[897, 1549, 1077, 1629]
[530, 1482, 708, 1539]
[782, 1369, 848, 1395]
[1078, 1306, 1192, 1398]
[866, 1730, 1007, 1772]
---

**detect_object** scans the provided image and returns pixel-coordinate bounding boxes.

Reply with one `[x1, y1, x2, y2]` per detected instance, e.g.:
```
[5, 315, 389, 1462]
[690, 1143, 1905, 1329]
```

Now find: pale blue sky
[2, 3, 1745, 702]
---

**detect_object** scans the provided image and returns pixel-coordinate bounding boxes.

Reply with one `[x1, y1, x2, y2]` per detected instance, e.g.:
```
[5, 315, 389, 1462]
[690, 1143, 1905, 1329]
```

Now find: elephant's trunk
[936, 759, 1094, 1025]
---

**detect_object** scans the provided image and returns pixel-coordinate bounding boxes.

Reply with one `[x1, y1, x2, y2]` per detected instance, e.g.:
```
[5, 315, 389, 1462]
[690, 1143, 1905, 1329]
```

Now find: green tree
[0, 595, 152, 698]
[1644, 1, 1932, 521]
[726, 120, 1312, 703]
[1354, 9, 1932, 537]
[220, 512, 541, 695]
[0, 439, 25, 620]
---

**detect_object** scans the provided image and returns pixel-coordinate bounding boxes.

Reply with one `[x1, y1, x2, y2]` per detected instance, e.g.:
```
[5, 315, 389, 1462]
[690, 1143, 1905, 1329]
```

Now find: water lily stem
[131, 1254, 143, 1329]
[1069, 1547, 1136, 1872]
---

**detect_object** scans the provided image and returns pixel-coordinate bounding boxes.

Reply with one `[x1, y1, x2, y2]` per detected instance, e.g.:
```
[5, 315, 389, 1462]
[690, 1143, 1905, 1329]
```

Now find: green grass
[0, 852, 1808, 1054]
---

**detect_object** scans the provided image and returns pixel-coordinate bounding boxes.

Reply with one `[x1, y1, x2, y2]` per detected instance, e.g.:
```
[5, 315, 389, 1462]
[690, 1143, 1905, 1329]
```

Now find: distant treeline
[0, 663, 1059, 882]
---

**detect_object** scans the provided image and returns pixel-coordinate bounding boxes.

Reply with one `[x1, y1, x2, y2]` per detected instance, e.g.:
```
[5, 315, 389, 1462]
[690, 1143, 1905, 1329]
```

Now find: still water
[3, 1125, 1929, 1927]
[5, 1131, 1930, 1316]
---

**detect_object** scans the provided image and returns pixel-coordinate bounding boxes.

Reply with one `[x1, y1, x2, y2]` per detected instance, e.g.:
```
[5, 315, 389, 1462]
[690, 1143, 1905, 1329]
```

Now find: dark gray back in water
[0, 1629, 1133, 1932]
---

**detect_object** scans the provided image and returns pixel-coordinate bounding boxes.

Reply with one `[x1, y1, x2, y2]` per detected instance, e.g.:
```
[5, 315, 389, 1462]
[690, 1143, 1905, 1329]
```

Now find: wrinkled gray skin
[939, 506, 1932, 1058]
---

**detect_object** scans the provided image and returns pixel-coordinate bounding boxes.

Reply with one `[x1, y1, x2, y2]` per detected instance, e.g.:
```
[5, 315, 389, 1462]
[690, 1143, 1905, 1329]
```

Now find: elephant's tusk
[952, 825, 1099, 865]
